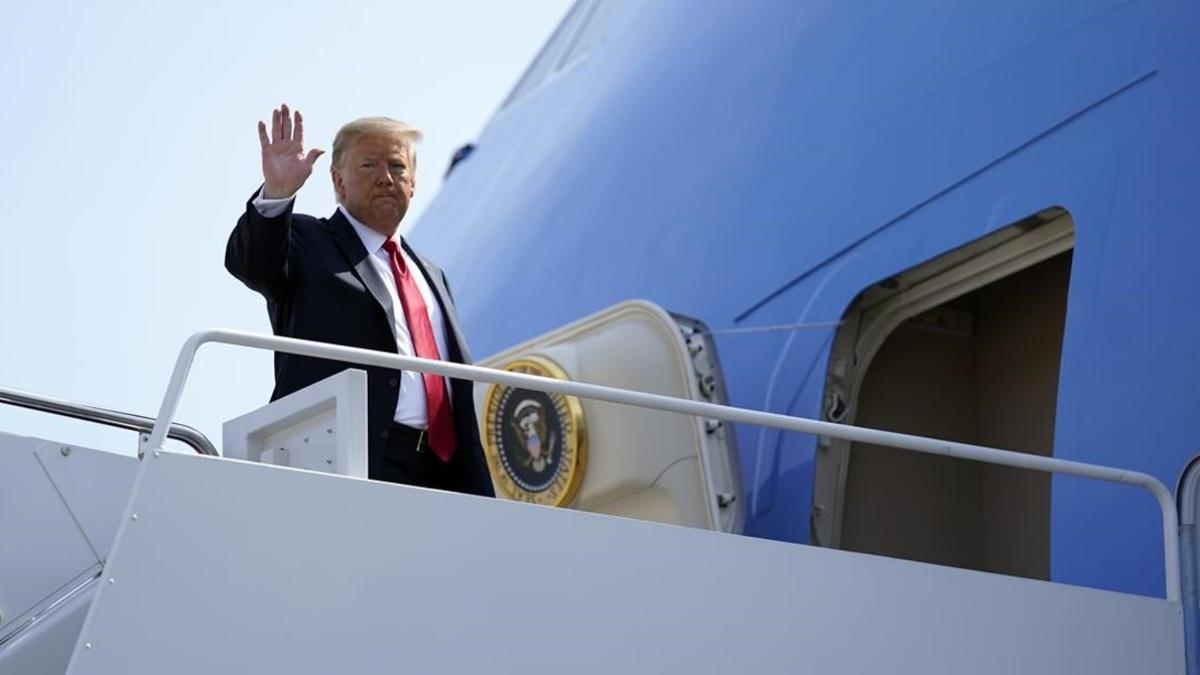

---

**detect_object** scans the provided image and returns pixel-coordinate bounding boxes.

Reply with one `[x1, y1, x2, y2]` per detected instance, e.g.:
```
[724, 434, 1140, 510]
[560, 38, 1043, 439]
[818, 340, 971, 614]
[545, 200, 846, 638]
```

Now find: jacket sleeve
[225, 189, 297, 301]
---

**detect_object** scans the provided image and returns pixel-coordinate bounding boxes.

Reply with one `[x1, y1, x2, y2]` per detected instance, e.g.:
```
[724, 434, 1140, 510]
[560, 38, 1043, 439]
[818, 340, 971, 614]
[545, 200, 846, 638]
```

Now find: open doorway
[813, 209, 1073, 579]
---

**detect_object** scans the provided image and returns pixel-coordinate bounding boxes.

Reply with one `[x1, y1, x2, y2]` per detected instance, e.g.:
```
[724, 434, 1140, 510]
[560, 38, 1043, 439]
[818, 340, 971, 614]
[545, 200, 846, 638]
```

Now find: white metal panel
[34, 445, 138, 557]
[589, 457, 706, 526]
[0, 434, 100, 636]
[0, 576, 95, 675]
[69, 452, 1183, 674]
[222, 369, 368, 478]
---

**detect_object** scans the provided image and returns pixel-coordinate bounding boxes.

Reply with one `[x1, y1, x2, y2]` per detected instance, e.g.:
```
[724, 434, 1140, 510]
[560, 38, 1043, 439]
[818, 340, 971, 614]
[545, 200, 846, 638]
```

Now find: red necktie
[382, 239, 457, 463]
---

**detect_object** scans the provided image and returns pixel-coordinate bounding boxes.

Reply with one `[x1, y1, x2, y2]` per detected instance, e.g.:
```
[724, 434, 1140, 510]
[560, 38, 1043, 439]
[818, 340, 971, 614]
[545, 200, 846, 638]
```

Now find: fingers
[305, 148, 325, 167]
[265, 103, 304, 146]
[281, 103, 292, 140]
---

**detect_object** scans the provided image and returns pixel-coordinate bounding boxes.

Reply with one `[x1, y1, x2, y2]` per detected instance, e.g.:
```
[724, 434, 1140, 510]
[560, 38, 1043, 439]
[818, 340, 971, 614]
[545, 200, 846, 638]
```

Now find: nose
[375, 166, 395, 186]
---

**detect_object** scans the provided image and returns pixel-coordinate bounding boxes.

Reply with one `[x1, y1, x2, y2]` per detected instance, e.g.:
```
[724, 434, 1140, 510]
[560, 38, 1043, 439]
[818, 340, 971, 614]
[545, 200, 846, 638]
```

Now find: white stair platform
[67, 451, 1183, 674]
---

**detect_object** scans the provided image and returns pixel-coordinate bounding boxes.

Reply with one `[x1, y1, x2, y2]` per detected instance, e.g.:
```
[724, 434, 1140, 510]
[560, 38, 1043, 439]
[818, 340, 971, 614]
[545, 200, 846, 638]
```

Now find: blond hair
[330, 117, 422, 168]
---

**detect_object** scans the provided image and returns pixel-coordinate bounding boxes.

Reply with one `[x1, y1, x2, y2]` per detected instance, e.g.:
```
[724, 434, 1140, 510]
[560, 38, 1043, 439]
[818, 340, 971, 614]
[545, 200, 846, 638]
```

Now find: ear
[330, 166, 344, 201]
[410, 151, 418, 195]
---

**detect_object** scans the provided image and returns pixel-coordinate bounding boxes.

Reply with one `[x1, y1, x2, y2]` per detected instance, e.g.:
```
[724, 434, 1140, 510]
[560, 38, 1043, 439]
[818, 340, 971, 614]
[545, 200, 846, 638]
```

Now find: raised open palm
[258, 104, 324, 199]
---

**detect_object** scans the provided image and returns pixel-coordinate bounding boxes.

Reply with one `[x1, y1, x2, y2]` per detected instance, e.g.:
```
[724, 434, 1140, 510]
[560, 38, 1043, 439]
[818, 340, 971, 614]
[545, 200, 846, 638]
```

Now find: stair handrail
[144, 328, 1181, 603]
[0, 385, 218, 456]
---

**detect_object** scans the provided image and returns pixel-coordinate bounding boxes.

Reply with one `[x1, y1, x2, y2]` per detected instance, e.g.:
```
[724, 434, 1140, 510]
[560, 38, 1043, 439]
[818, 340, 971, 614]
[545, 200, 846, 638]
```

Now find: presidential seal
[481, 356, 587, 506]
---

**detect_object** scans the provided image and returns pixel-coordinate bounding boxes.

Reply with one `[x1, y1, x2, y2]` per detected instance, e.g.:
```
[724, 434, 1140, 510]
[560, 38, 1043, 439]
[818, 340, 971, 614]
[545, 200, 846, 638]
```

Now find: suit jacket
[225, 191, 495, 497]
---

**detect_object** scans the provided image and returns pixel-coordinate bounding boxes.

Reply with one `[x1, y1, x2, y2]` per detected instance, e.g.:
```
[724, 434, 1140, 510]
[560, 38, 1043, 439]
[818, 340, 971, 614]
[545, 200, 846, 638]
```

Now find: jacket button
[379, 430, 389, 439]
[388, 378, 398, 387]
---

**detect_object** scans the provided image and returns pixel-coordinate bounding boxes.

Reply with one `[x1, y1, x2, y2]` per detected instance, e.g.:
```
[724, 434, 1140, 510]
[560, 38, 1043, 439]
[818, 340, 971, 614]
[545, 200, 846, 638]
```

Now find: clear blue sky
[0, 0, 571, 454]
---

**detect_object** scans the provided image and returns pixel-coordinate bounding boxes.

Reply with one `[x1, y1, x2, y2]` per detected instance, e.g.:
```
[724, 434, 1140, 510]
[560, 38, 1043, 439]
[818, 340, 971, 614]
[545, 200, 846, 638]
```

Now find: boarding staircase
[0, 302, 1191, 674]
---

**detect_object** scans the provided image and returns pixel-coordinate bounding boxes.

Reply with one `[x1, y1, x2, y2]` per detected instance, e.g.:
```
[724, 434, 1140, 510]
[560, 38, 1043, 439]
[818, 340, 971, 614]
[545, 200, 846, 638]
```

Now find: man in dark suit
[226, 103, 494, 497]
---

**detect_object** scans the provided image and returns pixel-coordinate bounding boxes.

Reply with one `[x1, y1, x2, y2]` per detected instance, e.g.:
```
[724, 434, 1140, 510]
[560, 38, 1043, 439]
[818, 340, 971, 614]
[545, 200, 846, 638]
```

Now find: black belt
[386, 422, 431, 453]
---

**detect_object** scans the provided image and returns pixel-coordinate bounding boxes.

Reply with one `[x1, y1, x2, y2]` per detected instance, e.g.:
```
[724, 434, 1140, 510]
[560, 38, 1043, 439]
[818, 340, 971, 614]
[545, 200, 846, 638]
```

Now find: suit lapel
[402, 238, 473, 364]
[325, 211, 400, 341]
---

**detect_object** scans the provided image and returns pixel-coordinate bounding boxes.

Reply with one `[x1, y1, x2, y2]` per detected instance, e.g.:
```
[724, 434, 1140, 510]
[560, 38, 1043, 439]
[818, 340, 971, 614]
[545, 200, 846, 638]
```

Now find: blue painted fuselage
[410, 0, 1200, 598]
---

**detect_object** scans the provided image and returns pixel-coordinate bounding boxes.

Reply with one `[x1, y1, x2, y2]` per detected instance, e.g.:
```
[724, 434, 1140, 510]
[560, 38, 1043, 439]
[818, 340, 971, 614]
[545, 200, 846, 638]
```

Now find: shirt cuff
[252, 186, 295, 218]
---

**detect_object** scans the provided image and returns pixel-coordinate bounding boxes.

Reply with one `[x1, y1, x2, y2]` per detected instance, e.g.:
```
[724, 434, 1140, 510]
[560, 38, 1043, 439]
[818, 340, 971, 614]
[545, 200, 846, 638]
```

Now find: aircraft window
[813, 210, 1074, 581]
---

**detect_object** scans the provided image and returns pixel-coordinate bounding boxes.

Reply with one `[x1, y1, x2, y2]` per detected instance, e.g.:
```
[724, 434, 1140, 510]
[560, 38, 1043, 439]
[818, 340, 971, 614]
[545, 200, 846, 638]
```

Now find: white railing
[0, 385, 217, 455]
[144, 328, 1181, 603]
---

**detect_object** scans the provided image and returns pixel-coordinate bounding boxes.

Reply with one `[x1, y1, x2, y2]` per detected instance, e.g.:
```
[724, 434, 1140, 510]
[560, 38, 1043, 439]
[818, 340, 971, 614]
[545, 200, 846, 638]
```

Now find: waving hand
[258, 104, 325, 199]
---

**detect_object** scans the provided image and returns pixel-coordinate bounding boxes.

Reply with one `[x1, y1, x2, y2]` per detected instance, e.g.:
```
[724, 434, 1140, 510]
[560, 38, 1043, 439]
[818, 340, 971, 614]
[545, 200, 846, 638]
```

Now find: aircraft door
[474, 300, 744, 533]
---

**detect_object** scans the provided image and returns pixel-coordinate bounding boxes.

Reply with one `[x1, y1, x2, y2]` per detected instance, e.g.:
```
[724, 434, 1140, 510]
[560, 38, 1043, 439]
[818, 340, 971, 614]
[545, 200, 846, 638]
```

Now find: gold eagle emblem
[481, 356, 587, 506]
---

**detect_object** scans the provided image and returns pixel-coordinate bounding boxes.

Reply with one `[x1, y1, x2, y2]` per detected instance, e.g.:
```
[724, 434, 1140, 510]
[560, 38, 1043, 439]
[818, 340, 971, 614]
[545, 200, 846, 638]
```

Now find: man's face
[332, 132, 416, 235]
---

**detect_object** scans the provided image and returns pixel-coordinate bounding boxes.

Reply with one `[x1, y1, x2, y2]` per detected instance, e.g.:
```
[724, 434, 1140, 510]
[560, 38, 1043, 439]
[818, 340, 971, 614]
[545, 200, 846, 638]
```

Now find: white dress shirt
[253, 189, 451, 428]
